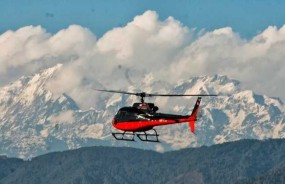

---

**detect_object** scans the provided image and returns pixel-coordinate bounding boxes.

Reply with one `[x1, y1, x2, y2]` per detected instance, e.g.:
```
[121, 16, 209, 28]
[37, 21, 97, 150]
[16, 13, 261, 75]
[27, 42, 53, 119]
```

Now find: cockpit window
[115, 109, 148, 122]
[115, 111, 134, 121]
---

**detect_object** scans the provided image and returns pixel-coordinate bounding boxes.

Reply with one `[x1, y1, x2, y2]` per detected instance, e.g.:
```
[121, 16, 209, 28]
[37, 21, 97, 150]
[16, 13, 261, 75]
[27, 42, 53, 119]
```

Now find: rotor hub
[137, 92, 147, 103]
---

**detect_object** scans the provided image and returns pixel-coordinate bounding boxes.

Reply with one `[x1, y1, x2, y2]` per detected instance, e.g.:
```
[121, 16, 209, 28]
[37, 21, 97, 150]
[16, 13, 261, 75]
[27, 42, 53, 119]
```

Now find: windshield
[115, 110, 148, 122]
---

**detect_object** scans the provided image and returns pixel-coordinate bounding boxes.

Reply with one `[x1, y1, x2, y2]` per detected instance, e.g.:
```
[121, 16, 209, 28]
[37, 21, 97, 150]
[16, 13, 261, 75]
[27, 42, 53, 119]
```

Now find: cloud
[172, 26, 285, 99]
[0, 25, 95, 86]
[0, 10, 285, 108]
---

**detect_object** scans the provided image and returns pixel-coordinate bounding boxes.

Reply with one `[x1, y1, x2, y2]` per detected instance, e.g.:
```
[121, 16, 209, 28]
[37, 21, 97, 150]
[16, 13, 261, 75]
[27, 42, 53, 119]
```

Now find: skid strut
[112, 131, 135, 141]
[136, 129, 159, 142]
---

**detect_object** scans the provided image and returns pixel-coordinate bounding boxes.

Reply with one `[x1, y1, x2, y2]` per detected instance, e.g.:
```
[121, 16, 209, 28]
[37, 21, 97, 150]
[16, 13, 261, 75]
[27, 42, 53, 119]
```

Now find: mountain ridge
[1, 139, 285, 184]
[0, 65, 284, 158]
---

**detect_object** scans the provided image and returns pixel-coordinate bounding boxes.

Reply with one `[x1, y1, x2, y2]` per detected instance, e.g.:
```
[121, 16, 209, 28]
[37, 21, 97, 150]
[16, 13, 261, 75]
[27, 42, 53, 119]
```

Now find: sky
[1, 0, 285, 107]
[1, 0, 285, 38]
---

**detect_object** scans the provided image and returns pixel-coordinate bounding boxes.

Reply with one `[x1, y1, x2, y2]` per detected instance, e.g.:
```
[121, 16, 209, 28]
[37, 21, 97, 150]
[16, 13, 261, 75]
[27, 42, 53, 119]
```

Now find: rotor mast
[138, 92, 146, 103]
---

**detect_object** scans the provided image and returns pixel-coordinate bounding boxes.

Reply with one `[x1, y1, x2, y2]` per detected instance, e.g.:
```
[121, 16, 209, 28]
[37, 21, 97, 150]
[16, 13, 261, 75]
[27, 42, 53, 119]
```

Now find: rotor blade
[94, 89, 138, 96]
[148, 94, 218, 97]
[95, 89, 218, 97]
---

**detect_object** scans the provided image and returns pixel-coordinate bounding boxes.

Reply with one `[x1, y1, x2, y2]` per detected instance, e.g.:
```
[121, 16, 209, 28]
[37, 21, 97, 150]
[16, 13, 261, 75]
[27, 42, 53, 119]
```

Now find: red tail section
[188, 97, 201, 133]
[189, 121, 195, 133]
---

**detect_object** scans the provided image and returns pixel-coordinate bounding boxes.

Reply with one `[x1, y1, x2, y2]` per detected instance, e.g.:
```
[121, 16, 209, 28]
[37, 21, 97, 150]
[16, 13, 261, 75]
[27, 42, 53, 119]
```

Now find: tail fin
[189, 97, 201, 133]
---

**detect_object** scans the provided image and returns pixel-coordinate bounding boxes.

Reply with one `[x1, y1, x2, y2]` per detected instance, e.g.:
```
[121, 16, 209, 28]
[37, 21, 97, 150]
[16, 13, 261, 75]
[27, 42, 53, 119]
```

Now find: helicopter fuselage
[111, 99, 200, 132]
[112, 115, 195, 132]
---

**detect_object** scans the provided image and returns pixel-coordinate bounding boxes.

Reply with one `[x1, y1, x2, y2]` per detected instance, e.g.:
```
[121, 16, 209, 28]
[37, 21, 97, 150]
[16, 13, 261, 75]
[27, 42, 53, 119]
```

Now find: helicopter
[96, 89, 217, 142]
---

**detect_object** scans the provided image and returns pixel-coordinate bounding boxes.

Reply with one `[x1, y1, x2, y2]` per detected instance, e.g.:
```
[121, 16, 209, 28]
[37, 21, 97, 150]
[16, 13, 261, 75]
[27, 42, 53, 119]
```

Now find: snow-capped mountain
[0, 65, 284, 158]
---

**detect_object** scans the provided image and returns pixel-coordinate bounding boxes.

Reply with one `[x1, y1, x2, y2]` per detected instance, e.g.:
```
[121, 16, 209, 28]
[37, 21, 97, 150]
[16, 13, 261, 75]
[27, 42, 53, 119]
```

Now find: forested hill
[1, 139, 285, 184]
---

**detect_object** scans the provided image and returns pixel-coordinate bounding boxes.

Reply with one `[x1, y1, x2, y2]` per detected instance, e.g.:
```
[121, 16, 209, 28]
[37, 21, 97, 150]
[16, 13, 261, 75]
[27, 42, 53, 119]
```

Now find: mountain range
[0, 65, 284, 158]
[1, 139, 285, 184]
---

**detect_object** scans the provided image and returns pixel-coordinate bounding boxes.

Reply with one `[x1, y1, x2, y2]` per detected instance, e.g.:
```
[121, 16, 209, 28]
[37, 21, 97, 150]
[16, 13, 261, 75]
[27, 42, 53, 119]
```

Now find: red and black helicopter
[96, 89, 217, 142]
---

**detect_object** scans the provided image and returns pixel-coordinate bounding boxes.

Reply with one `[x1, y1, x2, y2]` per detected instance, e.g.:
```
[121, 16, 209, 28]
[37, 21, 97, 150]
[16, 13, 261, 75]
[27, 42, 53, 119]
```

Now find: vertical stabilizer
[188, 97, 201, 133]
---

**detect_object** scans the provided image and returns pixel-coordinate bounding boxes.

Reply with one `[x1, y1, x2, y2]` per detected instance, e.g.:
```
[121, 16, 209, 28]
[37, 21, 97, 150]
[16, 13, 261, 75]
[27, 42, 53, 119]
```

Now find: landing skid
[136, 129, 159, 142]
[112, 131, 135, 141]
[112, 129, 160, 142]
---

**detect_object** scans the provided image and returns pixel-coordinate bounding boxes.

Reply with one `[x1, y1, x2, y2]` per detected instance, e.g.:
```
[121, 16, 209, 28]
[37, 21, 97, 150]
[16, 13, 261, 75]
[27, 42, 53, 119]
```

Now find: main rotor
[95, 89, 218, 103]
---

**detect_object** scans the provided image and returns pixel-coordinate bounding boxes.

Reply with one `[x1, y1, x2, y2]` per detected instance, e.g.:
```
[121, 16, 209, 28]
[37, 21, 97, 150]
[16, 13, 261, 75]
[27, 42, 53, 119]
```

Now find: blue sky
[1, 0, 285, 101]
[1, 0, 285, 38]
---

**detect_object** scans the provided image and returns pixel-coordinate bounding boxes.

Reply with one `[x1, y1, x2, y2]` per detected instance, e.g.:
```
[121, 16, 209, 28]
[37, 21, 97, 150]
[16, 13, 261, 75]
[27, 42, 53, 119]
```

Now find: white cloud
[172, 25, 285, 99]
[49, 25, 96, 55]
[0, 26, 49, 73]
[0, 11, 285, 108]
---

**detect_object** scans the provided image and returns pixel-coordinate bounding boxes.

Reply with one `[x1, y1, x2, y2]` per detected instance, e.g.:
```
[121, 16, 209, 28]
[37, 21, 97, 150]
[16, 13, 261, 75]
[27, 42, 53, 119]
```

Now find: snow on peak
[175, 74, 240, 95]
[0, 67, 284, 159]
[17, 64, 62, 105]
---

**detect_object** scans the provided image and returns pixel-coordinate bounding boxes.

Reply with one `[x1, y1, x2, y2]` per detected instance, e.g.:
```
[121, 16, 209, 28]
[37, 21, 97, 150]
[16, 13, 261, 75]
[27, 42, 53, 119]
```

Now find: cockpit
[114, 107, 147, 122]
